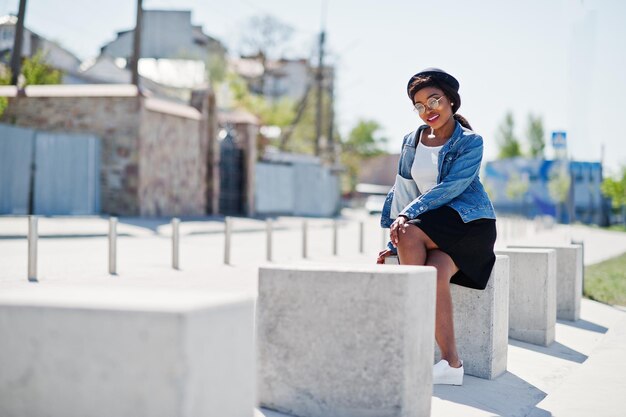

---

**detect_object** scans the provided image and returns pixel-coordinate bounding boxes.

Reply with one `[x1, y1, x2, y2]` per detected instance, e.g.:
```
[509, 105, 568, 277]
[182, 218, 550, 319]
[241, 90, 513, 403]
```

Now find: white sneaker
[433, 359, 464, 385]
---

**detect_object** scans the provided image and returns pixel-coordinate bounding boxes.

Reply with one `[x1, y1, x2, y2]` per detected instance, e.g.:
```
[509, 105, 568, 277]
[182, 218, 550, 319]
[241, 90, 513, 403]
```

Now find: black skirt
[408, 205, 497, 290]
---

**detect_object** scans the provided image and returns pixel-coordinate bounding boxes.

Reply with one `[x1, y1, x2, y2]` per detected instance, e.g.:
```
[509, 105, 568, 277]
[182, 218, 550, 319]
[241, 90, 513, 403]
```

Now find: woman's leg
[426, 249, 461, 368]
[396, 224, 438, 265]
[396, 227, 461, 367]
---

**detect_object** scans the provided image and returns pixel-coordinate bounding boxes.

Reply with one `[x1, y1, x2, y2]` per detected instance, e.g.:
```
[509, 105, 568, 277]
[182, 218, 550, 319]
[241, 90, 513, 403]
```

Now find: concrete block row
[0, 287, 256, 417]
[496, 248, 557, 346]
[436, 255, 510, 379]
[257, 264, 437, 417]
[0, 241, 583, 417]
[254, 243, 583, 417]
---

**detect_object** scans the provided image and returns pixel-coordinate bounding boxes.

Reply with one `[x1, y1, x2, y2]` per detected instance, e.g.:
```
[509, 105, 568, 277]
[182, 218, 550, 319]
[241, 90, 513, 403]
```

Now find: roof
[358, 154, 400, 187]
[0, 15, 18, 25]
[229, 58, 264, 78]
[218, 108, 259, 125]
[20, 84, 139, 97]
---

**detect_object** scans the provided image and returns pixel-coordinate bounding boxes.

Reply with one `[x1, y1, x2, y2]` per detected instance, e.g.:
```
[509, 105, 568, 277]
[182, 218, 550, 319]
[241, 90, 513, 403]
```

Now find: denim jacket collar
[409, 120, 463, 153]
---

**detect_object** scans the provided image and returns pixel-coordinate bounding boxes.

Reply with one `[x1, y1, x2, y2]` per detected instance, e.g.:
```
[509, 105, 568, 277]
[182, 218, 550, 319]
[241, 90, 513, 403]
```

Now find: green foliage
[341, 119, 388, 193]
[496, 111, 522, 159]
[21, 51, 62, 86]
[548, 164, 571, 204]
[584, 251, 626, 306]
[343, 120, 388, 157]
[206, 53, 227, 86]
[505, 172, 529, 200]
[526, 113, 545, 158]
[227, 71, 296, 128]
[600, 166, 626, 209]
[0, 64, 10, 117]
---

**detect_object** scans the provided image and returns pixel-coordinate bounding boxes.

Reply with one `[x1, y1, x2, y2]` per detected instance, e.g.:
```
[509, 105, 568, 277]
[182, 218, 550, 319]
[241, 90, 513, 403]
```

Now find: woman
[377, 68, 497, 386]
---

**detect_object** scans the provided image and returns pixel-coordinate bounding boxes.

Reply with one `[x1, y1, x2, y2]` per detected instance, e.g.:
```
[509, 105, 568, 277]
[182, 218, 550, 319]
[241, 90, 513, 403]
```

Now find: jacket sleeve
[380, 133, 412, 229]
[400, 135, 483, 219]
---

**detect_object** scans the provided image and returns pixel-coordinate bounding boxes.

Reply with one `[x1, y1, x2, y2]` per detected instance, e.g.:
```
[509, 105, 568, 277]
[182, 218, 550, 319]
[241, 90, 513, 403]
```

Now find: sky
[1, 0, 625, 174]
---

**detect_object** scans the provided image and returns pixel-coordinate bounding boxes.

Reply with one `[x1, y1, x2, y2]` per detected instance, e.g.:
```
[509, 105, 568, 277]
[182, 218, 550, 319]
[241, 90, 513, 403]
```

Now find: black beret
[406, 68, 460, 99]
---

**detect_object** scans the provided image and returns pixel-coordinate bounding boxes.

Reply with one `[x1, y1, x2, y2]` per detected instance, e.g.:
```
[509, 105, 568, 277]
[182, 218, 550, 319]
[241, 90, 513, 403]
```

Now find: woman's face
[412, 86, 454, 130]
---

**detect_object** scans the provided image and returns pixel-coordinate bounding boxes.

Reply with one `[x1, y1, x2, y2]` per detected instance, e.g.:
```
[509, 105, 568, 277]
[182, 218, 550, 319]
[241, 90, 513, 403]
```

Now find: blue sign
[552, 131, 567, 149]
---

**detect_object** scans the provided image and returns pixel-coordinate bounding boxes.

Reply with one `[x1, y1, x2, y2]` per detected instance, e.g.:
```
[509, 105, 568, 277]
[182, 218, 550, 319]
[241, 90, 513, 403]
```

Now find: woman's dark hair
[408, 75, 473, 130]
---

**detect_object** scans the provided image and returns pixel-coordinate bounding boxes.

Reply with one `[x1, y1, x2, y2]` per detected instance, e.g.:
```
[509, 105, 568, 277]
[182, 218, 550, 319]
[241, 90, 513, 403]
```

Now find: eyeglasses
[413, 96, 446, 115]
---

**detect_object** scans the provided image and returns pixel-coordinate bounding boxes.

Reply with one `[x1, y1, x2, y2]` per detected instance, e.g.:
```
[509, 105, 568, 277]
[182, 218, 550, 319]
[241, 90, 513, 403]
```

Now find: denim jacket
[380, 121, 496, 252]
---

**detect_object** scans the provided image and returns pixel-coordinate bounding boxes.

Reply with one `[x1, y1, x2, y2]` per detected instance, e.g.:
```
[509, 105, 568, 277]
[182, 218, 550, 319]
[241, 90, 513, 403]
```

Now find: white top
[411, 140, 443, 194]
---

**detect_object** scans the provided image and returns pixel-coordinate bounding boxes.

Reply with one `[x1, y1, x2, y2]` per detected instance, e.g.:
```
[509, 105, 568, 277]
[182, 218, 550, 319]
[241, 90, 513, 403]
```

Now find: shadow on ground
[557, 318, 608, 334]
[508, 339, 588, 364]
[433, 371, 549, 417]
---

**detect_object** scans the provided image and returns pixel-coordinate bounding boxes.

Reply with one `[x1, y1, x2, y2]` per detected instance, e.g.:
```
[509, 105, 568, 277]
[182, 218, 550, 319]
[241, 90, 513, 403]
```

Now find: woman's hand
[389, 215, 409, 247]
[376, 249, 394, 264]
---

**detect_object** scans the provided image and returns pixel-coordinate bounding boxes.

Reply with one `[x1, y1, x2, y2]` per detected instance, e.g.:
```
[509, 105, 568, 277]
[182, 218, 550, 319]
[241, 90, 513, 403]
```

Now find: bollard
[266, 218, 273, 262]
[172, 218, 180, 270]
[108, 217, 117, 275]
[572, 239, 585, 290]
[332, 219, 338, 256]
[224, 217, 231, 265]
[359, 221, 364, 254]
[27, 216, 38, 282]
[302, 220, 308, 259]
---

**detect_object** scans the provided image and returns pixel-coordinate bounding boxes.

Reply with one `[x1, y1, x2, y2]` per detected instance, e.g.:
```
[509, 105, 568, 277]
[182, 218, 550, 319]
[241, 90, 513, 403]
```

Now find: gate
[0, 124, 101, 215]
[219, 130, 244, 215]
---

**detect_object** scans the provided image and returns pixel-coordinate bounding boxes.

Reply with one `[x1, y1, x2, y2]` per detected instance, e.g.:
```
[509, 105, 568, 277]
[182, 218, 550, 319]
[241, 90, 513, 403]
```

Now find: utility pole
[326, 69, 335, 164]
[10, 0, 27, 86]
[314, 30, 325, 157]
[131, 0, 143, 87]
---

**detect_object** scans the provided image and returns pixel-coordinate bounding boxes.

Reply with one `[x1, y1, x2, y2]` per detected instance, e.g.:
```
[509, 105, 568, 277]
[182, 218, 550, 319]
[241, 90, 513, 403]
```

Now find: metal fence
[0, 123, 101, 215]
[255, 161, 340, 217]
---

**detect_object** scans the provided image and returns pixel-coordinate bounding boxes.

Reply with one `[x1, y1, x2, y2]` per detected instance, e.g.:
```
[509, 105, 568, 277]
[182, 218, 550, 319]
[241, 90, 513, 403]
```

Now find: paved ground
[2, 211, 626, 416]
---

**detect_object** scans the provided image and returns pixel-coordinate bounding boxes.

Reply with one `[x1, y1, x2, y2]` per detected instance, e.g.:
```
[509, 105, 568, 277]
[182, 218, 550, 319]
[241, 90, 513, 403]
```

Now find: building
[0, 14, 82, 82]
[100, 10, 226, 61]
[230, 55, 334, 104]
[82, 9, 228, 102]
[483, 157, 609, 225]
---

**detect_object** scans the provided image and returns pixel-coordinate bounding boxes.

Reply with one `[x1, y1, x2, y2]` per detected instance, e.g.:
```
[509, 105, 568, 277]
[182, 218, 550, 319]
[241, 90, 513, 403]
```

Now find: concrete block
[0, 287, 256, 417]
[495, 248, 557, 346]
[384, 255, 399, 264]
[257, 264, 437, 417]
[435, 255, 510, 379]
[387, 255, 509, 378]
[509, 244, 583, 321]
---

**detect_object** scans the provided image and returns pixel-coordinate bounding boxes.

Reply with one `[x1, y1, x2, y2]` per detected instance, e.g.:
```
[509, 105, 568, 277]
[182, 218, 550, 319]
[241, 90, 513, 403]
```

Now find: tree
[240, 15, 294, 61]
[239, 15, 294, 92]
[21, 51, 62, 86]
[343, 120, 388, 157]
[505, 172, 529, 200]
[0, 64, 10, 117]
[340, 119, 388, 193]
[601, 166, 626, 225]
[0, 51, 61, 117]
[526, 113, 545, 158]
[496, 111, 522, 159]
[548, 163, 571, 222]
[228, 71, 296, 129]
[206, 52, 227, 86]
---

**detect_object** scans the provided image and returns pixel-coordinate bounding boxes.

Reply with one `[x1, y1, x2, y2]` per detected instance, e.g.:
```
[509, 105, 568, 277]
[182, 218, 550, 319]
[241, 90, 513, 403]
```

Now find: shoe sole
[433, 376, 463, 386]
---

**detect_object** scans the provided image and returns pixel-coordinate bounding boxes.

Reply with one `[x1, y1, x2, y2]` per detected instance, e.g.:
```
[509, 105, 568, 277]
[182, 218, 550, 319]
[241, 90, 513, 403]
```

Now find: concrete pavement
[2, 212, 626, 416]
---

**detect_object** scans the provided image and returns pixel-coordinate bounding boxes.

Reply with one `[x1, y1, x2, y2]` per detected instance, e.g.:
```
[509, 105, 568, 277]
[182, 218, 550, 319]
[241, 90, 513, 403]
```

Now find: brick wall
[138, 102, 206, 216]
[1, 85, 208, 216]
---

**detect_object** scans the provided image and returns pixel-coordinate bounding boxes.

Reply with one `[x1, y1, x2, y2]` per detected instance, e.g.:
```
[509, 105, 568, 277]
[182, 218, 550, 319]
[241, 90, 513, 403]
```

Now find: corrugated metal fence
[255, 161, 340, 217]
[0, 124, 100, 215]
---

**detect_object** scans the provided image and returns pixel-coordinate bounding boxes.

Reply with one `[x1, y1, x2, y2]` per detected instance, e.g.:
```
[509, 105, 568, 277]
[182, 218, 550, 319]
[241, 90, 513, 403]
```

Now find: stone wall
[138, 99, 206, 216]
[0, 85, 208, 216]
